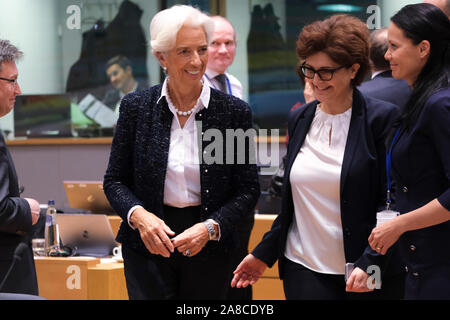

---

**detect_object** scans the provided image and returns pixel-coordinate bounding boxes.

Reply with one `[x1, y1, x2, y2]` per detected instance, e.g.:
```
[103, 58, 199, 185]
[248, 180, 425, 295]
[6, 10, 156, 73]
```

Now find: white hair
[150, 5, 214, 54]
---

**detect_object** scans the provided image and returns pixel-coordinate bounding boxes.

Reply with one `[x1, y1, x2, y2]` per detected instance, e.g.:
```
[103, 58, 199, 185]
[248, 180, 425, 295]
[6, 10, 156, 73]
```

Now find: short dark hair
[0, 39, 23, 72]
[296, 14, 370, 87]
[105, 55, 132, 71]
[369, 28, 389, 71]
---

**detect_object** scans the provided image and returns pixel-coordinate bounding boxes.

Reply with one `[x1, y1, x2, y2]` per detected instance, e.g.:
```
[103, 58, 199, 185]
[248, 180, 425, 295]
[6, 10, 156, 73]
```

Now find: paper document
[78, 94, 118, 127]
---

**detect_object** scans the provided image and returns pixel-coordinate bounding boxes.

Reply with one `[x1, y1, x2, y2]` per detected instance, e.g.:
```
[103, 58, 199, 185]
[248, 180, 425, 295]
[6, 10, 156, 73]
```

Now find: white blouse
[284, 105, 352, 274]
[126, 79, 210, 226]
[161, 79, 210, 208]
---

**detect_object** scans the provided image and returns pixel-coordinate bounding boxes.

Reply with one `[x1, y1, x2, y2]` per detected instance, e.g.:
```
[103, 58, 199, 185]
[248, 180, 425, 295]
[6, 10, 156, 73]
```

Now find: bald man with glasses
[204, 16, 243, 100]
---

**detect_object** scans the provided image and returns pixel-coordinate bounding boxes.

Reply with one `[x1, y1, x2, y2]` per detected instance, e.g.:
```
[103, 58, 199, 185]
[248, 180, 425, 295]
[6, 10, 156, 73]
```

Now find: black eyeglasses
[0, 77, 18, 86]
[301, 64, 349, 81]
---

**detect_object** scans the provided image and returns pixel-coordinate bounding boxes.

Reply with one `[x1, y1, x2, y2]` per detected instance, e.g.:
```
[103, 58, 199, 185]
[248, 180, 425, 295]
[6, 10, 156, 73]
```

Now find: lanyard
[385, 127, 402, 209]
[204, 74, 232, 96]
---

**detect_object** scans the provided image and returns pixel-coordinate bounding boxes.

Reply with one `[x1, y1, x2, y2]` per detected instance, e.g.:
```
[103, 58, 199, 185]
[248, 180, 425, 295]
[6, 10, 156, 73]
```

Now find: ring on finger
[184, 249, 191, 256]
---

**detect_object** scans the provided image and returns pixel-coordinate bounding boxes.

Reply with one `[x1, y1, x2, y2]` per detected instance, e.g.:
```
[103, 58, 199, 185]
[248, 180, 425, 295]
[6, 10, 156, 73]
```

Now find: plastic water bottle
[44, 200, 61, 256]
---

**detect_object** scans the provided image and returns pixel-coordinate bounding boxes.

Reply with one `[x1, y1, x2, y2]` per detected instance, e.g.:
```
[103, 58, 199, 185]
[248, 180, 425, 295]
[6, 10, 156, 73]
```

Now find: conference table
[34, 214, 285, 300]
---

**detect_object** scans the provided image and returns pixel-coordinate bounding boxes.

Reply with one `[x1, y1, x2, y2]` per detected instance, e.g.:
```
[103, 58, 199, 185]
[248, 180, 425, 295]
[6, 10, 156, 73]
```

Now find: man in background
[358, 28, 411, 109]
[204, 16, 253, 300]
[0, 39, 40, 296]
[102, 55, 146, 115]
[424, 0, 450, 17]
[204, 16, 243, 100]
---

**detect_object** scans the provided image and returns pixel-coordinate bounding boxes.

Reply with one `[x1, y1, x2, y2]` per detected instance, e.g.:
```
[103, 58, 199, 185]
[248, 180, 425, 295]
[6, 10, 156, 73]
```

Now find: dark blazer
[103, 85, 260, 253]
[358, 70, 411, 109]
[0, 133, 38, 295]
[390, 88, 450, 299]
[252, 89, 402, 279]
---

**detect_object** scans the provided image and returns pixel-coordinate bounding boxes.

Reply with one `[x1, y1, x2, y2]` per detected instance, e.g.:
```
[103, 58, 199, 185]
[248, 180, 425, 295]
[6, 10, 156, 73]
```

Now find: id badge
[376, 209, 400, 227]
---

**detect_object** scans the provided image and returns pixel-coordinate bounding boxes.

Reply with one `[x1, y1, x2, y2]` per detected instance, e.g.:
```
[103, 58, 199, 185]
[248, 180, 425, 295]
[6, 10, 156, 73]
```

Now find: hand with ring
[369, 216, 404, 255]
[172, 223, 209, 257]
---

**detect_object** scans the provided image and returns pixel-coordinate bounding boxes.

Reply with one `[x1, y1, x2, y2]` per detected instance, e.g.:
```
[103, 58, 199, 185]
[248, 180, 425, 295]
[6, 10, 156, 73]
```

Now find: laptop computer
[63, 180, 115, 214]
[57, 214, 117, 257]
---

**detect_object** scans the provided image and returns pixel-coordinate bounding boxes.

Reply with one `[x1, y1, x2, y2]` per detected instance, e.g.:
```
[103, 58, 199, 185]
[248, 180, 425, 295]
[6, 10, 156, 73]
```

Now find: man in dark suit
[0, 40, 40, 295]
[358, 28, 411, 109]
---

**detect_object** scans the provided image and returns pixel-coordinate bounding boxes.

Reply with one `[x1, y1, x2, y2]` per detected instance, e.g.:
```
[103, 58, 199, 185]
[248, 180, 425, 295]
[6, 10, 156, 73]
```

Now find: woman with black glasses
[232, 14, 404, 299]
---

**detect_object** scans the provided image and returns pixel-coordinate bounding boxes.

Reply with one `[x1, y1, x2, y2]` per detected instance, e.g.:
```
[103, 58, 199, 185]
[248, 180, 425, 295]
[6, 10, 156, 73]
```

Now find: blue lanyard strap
[204, 74, 233, 96]
[386, 127, 401, 209]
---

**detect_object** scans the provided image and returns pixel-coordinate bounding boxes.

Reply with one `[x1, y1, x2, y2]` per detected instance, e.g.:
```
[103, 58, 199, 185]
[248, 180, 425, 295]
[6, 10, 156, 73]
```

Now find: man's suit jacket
[358, 70, 411, 109]
[103, 85, 260, 254]
[0, 133, 38, 295]
[252, 89, 402, 279]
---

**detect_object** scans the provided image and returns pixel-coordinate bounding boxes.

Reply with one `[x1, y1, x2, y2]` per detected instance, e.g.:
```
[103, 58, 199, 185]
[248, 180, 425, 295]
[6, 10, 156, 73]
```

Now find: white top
[204, 69, 243, 100]
[160, 79, 210, 208]
[284, 105, 352, 274]
[126, 78, 210, 226]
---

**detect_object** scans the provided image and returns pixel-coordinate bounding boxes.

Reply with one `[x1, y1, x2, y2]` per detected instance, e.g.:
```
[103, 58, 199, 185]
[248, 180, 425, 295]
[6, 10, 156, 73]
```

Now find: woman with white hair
[104, 5, 260, 300]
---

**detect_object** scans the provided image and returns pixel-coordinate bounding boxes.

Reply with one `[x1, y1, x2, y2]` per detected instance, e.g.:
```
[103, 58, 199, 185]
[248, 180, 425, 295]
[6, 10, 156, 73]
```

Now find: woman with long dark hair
[369, 3, 450, 299]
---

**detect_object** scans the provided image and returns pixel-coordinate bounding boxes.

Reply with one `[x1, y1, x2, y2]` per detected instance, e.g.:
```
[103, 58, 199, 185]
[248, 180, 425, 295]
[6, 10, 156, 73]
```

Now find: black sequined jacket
[103, 84, 260, 253]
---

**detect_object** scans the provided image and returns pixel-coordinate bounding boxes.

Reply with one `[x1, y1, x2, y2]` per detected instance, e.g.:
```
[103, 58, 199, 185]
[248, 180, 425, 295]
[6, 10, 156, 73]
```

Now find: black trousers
[122, 206, 233, 300]
[282, 257, 405, 300]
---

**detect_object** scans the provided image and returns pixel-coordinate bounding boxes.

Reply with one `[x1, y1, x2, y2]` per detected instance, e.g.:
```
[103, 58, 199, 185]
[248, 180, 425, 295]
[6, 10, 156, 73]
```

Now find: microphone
[13, 242, 28, 261]
[0, 243, 28, 292]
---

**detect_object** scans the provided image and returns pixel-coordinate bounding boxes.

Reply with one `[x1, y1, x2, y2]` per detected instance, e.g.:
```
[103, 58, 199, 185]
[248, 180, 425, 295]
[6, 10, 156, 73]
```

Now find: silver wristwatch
[203, 219, 218, 240]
